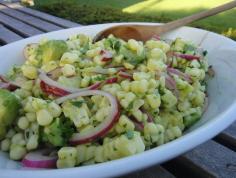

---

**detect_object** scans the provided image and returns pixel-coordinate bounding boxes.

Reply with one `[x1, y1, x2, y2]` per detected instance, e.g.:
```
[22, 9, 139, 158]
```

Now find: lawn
[34, 0, 236, 40]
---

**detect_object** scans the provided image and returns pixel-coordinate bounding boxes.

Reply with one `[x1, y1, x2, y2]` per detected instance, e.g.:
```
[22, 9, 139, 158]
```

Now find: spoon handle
[158, 0, 236, 34]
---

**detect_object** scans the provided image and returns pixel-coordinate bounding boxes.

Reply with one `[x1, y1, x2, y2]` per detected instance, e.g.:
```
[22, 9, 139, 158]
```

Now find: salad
[0, 34, 211, 169]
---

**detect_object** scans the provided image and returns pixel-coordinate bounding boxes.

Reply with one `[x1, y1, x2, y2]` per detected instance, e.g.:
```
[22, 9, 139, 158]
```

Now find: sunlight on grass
[123, 0, 232, 14]
[122, 0, 236, 32]
[33, 0, 236, 40]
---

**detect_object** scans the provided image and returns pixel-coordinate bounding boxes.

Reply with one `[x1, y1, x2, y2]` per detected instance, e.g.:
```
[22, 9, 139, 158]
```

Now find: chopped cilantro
[80, 42, 89, 54]
[126, 102, 134, 111]
[104, 37, 121, 52]
[104, 38, 112, 49]
[113, 40, 121, 51]
[126, 130, 134, 139]
[119, 45, 145, 66]
[6, 66, 21, 80]
[93, 75, 106, 81]
[183, 44, 196, 53]
[71, 100, 85, 108]
[42, 117, 75, 147]
[203, 50, 208, 56]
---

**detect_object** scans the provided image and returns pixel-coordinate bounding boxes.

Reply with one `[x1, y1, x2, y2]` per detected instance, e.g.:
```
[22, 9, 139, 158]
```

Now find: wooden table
[0, 1, 235, 178]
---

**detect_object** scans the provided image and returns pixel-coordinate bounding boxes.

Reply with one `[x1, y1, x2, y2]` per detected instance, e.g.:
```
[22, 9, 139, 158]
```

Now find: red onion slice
[40, 80, 71, 97]
[151, 35, 161, 41]
[0, 75, 21, 91]
[22, 150, 57, 169]
[140, 107, 154, 123]
[88, 77, 118, 90]
[88, 82, 102, 90]
[39, 70, 85, 94]
[55, 90, 120, 145]
[101, 50, 113, 62]
[129, 116, 144, 131]
[165, 75, 176, 90]
[173, 52, 200, 61]
[165, 74, 179, 98]
[39, 70, 119, 96]
[167, 67, 192, 83]
[88, 77, 118, 89]
[118, 71, 133, 80]
[0, 82, 17, 91]
[105, 77, 118, 84]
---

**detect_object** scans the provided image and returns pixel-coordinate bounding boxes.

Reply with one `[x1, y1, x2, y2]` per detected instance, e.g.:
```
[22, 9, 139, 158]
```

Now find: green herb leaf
[203, 50, 208, 56]
[183, 44, 196, 53]
[42, 117, 75, 147]
[126, 102, 134, 111]
[93, 75, 106, 81]
[126, 130, 134, 139]
[104, 37, 121, 52]
[113, 40, 121, 51]
[71, 100, 85, 108]
[119, 45, 145, 66]
[80, 42, 90, 54]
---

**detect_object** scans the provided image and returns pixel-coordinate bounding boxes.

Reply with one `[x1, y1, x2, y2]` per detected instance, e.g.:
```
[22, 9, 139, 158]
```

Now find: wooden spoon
[94, 1, 236, 42]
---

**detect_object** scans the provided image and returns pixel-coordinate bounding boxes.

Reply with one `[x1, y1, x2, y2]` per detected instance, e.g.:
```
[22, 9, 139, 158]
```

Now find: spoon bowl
[93, 24, 162, 42]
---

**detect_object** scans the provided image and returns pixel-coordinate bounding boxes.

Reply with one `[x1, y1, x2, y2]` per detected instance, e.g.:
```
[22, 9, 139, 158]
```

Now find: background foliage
[33, 0, 236, 40]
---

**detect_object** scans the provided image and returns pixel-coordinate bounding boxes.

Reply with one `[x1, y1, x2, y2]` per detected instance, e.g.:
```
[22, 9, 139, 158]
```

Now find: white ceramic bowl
[1, 23, 236, 178]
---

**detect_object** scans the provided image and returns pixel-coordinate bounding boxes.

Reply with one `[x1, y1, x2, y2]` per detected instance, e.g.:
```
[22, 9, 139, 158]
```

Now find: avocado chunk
[43, 117, 74, 147]
[39, 40, 68, 64]
[0, 89, 21, 139]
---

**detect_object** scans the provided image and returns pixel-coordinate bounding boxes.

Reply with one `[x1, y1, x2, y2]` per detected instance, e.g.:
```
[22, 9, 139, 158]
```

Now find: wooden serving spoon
[93, 0, 236, 42]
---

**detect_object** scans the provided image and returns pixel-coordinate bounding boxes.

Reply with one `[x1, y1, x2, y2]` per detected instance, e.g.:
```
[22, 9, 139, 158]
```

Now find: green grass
[33, 0, 236, 40]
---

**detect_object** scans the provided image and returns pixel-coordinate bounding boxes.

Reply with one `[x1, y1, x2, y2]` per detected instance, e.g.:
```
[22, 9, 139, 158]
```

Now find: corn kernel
[128, 39, 139, 51]
[60, 52, 79, 66]
[41, 61, 58, 72]
[18, 116, 29, 130]
[25, 112, 36, 122]
[1, 139, 10, 151]
[146, 94, 161, 109]
[36, 109, 53, 126]
[147, 59, 166, 72]
[48, 102, 62, 118]
[11, 133, 26, 146]
[150, 48, 166, 62]
[22, 65, 38, 79]
[10, 145, 26, 160]
[62, 64, 76, 77]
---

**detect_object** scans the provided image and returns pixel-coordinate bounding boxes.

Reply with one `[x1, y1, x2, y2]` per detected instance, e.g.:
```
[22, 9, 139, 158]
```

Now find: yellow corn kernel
[36, 109, 53, 126]
[128, 39, 139, 51]
[123, 62, 135, 69]
[41, 61, 58, 72]
[22, 65, 38, 79]
[150, 48, 166, 62]
[60, 52, 79, 66]
[147, 59, 166, 72]
[131, 80, 148, 94]
[62, 64, 76, 77]
[146, 94, 161, 109]
[9, 145, 26, 160]
[17, 116, 29, 130]
[48, 102, 62, 118]
[120, 80, 131, 92]
[133, 72, 151, 81]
